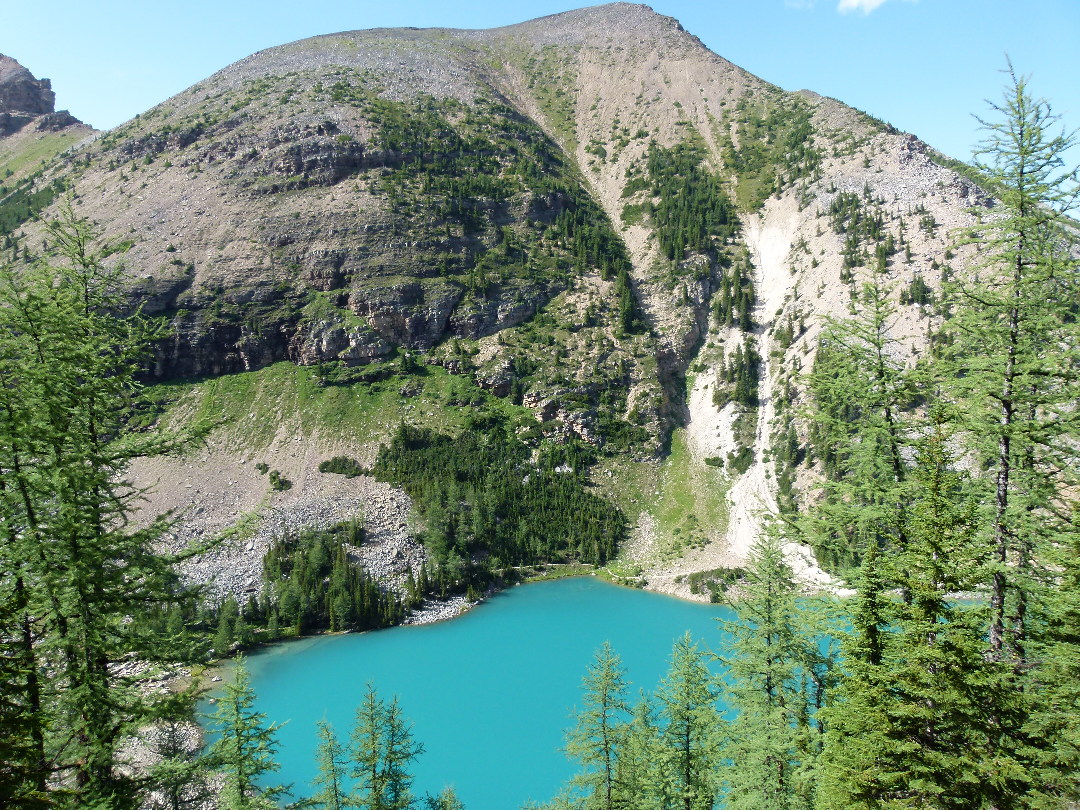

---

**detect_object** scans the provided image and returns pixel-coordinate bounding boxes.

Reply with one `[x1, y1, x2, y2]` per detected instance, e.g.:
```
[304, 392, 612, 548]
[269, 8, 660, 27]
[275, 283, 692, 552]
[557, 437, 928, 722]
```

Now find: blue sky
[4, 0, 1077, 163]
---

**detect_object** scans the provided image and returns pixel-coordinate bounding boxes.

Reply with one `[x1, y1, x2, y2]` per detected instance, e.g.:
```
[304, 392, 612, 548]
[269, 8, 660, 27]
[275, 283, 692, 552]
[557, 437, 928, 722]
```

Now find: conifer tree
[654, 634, 721, 810]
[804, 266, 913, 571]
[312, 720, 353, 810]
[564, 642, 631, 810]
[0, 592, 48, 809]
[424, 786, 465, 810]
[940, 63, 1080, 663]
[0, 205, 200, 806]
[612, 697, 663, 810]
[720, 534, 831, 810]
[208, 656, 290, 810]
[350, 685, 424, 810]
[936, 65, 1080, 804]
[143, 712, 215, 810]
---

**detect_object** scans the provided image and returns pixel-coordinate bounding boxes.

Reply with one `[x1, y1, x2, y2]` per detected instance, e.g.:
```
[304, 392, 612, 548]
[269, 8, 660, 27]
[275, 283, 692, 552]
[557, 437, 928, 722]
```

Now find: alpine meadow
[0, 3, 1078, 809]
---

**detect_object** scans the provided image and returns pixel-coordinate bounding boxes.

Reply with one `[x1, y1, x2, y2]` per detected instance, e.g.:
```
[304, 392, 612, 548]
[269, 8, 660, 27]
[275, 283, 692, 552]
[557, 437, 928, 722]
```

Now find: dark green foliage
[817, 417, 1030, 810]
[213, 595, 241, 656]
[143, 709, 215, 810]
[721, 96, 822, 210]
[268, 469, 292, 491]
[319, 455, 368, 478]
[541, 636, 722, 810]
[685, 567, 745, 602]
[563, 643, 631, 810]
[372, 419, 625, 593]
[615, 266, 642, 334]
[550, 190, 634, 282]
[804, 273, 913, 572]
[641, 139, 738, 264]
[0, 207, 203, 806]
[826, 190, 894, 277]
[712, 339, 760, 409]
[726, 446, 754, 476]
[720, 535, 836, 810]
[0, 591, 48, 810]
[261, 522, 406, 635]
[712, 252, 756, 332]
[656, 634, 722, 810]
[0, 172, 66, 236]
[807, 70, 1080, 807]
[899, 272, 933, 306]
[940, 65, 1080, 667]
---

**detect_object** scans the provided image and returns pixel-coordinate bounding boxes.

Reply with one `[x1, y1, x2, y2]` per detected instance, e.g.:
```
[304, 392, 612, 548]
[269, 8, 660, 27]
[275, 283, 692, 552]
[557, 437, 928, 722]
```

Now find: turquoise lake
[223, 577, 735, 810]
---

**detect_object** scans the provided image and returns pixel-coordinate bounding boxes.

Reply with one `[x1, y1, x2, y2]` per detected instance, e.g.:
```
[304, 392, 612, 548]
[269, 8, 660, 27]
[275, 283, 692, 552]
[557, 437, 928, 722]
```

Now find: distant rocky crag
[0, 54, 83, 136]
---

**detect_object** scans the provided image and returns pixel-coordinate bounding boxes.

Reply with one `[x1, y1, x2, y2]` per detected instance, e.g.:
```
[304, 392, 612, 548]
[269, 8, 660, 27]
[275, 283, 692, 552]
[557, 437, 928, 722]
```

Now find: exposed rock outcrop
[0, 53, 83, 136]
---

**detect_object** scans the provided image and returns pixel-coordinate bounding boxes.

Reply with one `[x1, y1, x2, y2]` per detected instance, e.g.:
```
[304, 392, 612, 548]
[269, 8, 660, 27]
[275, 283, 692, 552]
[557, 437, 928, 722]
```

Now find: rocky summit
[0, 54, 83, 135]
[0, 3, 994, 599]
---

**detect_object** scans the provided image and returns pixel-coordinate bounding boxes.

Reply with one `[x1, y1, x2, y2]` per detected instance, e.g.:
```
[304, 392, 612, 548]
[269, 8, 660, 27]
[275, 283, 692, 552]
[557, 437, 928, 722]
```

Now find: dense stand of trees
[372, 421, 626, 596]
[803, 68, 1080, 807]
[642, 140, 739, 263]
[259, 523, 409, 636]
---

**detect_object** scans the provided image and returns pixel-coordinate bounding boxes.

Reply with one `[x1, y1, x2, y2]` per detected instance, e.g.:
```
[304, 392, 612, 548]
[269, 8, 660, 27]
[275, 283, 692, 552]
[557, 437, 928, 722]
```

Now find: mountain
[0, 4, 993, 601]
[0, 54, 91, 166]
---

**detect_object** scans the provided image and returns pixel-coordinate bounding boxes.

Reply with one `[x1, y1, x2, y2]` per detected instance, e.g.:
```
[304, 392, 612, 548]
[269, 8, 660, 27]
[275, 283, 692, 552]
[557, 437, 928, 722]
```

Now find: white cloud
[837, 0, 889, 13]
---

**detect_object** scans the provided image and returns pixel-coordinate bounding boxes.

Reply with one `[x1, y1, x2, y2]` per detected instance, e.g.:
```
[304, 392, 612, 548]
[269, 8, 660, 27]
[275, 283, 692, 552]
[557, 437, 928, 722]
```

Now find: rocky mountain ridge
[0, 4, 993, 600]
[0, 54, 85, 135]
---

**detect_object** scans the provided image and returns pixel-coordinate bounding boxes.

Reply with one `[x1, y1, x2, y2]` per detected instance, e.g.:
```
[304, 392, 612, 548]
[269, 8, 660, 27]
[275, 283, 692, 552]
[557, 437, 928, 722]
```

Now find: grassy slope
[0, 129, 86, 183]
[158, 359, 538, 455]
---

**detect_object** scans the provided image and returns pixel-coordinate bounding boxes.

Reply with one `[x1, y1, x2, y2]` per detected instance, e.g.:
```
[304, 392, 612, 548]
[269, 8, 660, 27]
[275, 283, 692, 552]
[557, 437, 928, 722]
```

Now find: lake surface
[223, 577, 735, 810]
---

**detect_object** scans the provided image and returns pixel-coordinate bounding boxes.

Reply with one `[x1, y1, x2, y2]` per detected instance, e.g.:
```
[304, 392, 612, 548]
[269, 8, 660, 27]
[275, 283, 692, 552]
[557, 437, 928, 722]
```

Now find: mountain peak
[0, 53, 84, 135]
[0, 54, 56, 116]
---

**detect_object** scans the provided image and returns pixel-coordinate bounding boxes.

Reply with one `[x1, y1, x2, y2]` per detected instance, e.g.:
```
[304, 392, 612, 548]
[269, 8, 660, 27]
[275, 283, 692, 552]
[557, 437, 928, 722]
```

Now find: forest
[0, 67, 1078, 810]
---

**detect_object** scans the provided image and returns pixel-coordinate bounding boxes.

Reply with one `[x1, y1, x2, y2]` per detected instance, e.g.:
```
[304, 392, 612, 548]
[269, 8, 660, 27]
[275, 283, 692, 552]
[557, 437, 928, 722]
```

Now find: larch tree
[612, 696, 663, 810]
[720, 533, 832, 810]
[0, 204, 200, 807]
[815, 413, 1017, 809]
[804, 265, 915, 573]
[938, 64, 1080, 807]
[424, 786, 465, 810]
[208, 656, 290, 810]
[940, 62, 1080, 663]
[564, 642, 631, 810]
[654, 633, 721, 810]
[312, 720, 354, 810]
[350, 685, 424, 810]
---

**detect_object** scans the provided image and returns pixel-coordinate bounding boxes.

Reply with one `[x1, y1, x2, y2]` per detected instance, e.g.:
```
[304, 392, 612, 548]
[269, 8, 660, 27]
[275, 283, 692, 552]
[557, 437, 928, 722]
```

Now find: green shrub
[268, 470, 291, 491]
[318, 455, 367, 478]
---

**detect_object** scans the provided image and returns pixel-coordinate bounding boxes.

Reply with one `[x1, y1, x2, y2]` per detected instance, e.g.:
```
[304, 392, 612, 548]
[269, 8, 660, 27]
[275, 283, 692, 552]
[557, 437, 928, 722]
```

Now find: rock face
[0, 55, 56, 114]
[0, 54, 82, 135]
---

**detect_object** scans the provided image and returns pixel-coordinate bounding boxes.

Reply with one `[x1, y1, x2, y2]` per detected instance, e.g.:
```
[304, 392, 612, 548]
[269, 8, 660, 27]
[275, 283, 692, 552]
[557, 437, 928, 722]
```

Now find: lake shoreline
[209, 576, 738, 810]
